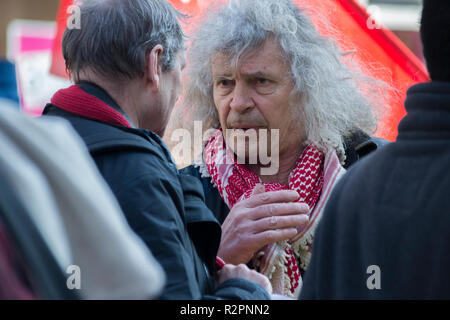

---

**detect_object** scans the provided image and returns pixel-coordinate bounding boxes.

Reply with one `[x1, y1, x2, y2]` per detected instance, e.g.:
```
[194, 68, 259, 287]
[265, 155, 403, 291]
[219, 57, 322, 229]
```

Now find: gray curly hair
[178, 0, 388, 158]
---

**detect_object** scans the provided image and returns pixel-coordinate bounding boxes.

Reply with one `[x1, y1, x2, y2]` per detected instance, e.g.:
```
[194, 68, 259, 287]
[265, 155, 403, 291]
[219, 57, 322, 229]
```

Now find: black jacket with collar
[300, 81, 450, 299]
[42, 83, 269, 300]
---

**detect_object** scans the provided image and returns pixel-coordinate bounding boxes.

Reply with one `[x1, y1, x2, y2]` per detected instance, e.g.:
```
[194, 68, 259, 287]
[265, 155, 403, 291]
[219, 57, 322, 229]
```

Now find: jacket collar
[397, 81, 450, 140]
[50, 82, 135, 128]
[77, 81, 136, 127]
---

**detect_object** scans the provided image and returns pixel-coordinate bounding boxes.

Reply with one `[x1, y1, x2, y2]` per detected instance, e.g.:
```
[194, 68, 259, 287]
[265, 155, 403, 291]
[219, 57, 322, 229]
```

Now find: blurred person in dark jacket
[43, 0, 274, 300]
[300, 0, 450, 299]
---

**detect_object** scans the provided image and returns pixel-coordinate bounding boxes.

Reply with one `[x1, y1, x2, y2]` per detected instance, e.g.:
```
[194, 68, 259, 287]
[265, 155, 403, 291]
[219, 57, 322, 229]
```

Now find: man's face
[211, 38, 305, 164]
[153, 50, 186, 136]
[166, 50, 186, 112]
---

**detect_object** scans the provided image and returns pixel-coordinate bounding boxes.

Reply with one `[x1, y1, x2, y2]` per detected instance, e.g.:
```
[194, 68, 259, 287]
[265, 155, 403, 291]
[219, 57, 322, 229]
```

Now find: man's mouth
[228, 125, 265, 131]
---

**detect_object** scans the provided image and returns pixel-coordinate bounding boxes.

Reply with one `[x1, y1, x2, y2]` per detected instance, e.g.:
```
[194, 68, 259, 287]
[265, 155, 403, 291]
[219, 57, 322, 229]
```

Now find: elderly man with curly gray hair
[181, 0, 388, 298]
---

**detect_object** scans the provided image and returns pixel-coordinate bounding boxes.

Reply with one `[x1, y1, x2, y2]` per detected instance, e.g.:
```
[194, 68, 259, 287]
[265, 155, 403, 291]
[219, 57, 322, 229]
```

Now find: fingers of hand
[237, 264, 272, 294]
[253, 213, 309, 233]
[251, 183, 266, 196]
[225, 203, 309, 248]
[255, 228, 300, 245]
[252, 202, 310, 220]
[245, 267, 272, 294]
[244, 190, 301, 208]
[220, 263, 251, 280]
[260, 275, 273, 295]
[218, 264, 272, 294]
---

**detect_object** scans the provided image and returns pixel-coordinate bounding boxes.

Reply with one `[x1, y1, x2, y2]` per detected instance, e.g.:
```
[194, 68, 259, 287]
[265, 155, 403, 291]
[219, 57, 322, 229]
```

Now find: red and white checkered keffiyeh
[204, 129, 325, 297]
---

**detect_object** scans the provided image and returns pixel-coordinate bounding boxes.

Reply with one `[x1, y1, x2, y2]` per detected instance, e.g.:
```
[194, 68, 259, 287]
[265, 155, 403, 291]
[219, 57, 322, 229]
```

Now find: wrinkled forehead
[210, 38, 289, 78]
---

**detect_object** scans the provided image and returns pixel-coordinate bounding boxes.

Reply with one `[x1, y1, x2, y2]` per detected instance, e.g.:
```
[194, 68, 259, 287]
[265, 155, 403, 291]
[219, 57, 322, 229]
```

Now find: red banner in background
[50, 0, 429, 141]
[295, 0, 429, 141]
[50, 0, 74, 78]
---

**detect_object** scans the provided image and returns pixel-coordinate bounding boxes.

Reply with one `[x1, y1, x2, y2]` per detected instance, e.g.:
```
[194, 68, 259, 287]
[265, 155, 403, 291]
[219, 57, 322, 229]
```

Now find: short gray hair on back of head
[183, 0, 387, 157]
[63, 0, 186, 82]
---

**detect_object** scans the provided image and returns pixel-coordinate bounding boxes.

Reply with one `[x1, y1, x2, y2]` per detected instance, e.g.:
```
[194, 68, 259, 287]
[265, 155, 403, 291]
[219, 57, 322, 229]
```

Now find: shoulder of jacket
[344, 131, 390, 168]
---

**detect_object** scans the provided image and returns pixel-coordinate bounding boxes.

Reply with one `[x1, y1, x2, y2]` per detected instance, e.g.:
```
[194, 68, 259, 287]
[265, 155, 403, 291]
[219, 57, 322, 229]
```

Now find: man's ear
[147, 44, 164, 91]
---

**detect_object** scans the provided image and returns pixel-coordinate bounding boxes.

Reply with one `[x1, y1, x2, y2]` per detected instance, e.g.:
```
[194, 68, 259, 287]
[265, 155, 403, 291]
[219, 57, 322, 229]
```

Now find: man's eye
[218, 80, 234, 87]
[256, 78, 269, 85]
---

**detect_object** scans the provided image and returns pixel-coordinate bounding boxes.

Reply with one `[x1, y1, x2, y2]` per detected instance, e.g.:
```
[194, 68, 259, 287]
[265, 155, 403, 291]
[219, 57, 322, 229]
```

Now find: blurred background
[358, 0, 424, 61]
[0, 1, 60, 58]
[0, 0, 68, 114]
[0, 0, 425, 59]
[0, 0, 426, 142]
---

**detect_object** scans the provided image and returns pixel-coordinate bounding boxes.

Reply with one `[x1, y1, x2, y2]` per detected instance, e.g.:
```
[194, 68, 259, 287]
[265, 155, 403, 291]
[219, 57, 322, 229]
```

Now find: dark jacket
[182, 131, 388, 225]
[300, 81, 450, 299]
[43, 83, 269, 300]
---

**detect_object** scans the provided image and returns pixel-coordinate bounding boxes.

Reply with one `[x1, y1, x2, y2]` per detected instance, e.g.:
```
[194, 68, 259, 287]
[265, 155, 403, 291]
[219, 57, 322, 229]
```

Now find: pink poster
[7, 19, 70, 116]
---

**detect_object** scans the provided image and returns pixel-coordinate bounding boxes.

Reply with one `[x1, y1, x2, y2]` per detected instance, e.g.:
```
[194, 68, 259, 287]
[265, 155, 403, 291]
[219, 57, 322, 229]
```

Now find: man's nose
[229, 82, 255, 113]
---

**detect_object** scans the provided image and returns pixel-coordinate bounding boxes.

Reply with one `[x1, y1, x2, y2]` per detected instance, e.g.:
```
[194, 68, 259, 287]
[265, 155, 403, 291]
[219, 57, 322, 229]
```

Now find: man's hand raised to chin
[217, 184, 310, 265]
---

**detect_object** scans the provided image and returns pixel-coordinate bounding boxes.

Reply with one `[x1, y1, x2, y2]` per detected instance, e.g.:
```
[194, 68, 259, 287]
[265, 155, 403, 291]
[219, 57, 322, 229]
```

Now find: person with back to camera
[300, 0, 450, 299]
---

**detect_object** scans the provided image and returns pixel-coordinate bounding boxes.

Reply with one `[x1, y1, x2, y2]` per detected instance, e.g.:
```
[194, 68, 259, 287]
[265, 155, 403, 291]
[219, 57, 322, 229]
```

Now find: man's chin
[230, 146, 265, 165]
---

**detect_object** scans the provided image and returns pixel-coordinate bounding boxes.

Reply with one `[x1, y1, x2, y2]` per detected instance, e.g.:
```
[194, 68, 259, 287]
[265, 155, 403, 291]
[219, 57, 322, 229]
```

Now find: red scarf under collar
[51, 85, 131, 128]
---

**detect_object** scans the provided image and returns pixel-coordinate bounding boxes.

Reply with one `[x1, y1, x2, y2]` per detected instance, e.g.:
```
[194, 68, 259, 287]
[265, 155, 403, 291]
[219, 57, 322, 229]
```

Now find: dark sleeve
[116, 174, 204, 299]
[180, 165, 230, 224]
[178, 173, 221, 274]
[300, 176, 346, 300]
[344, 132, 390, 169]
[117, 173, 270, 300]
[300, 166, 372, 300]
[179, 174, 270, 300]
